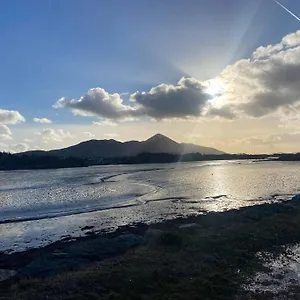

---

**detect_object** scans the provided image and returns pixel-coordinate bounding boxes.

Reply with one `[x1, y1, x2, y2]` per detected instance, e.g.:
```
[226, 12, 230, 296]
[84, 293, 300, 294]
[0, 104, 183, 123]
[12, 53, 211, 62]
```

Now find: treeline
[0, 152, 90, 170]
[1, 151, 300, 171]
[276, 153, 300, 161]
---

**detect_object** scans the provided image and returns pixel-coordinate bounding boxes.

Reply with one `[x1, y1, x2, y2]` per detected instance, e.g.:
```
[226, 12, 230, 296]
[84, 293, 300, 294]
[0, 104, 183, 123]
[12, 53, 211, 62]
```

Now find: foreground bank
[1, 196, 300, 299]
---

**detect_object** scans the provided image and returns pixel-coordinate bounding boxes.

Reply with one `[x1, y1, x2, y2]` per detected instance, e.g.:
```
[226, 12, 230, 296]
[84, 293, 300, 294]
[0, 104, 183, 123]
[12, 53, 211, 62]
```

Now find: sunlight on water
[1, 160, 300, 252]
[244, 245, 300, 294]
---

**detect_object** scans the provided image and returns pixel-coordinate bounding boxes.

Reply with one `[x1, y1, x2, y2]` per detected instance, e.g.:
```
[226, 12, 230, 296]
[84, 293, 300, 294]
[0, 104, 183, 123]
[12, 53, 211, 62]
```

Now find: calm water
[1, 160, 300, 252]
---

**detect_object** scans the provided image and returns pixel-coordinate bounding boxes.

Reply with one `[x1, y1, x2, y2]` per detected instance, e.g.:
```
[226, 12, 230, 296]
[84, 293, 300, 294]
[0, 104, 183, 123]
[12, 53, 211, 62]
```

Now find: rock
[0, 269, 17, 281]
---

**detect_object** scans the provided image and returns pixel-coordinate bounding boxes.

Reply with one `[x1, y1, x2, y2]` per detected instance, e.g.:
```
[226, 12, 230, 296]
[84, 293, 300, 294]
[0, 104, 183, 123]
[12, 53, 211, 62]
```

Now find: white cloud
[0, 142, 29, 153]
[24, 138, 33, 143]
[33, 117, 52, 124]
[205, 105, 236, 120]
[0, 109, 25, 125]
[53, 31, 300, 123]
[104, 133, 119, 138]
[131, 77, 212, 119]
[246, 132, 300, 146]
[53, 88, 134, 119]
[39, 128, 72, 143]
[93, 120, 117, 126]
[51, 29, 300, 127]
[11, 143, 29, 153]
[83, 132, 95, 138]
[252, 44, 283, 60]
[0, 125, 12, 140]
[211, 30, 300, 119]
[54, 77, 212, 121]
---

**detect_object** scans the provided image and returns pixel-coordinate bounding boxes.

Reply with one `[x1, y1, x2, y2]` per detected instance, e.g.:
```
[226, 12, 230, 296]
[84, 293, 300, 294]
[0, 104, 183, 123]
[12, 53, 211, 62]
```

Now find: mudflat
[1, 196, 300, 299]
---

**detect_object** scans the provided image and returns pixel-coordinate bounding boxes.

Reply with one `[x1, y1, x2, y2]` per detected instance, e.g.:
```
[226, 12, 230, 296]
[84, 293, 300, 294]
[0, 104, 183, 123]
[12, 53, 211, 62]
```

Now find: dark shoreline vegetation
[2, 197, 300, 299]
[1, 151, 300, 170]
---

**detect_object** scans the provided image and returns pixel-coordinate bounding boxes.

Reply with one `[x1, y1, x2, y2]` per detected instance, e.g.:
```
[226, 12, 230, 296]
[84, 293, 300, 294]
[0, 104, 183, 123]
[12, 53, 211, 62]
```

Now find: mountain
[21, 133, 225, 159]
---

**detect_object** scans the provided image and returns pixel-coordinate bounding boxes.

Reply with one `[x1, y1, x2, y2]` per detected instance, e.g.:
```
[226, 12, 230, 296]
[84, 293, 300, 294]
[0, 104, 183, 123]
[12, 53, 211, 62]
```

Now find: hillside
[21, 133, 225, 159]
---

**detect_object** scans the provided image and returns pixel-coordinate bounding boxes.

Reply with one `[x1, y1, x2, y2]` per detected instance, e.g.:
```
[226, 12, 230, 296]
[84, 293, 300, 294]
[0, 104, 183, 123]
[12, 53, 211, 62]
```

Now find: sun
[205, 78, 224, 96]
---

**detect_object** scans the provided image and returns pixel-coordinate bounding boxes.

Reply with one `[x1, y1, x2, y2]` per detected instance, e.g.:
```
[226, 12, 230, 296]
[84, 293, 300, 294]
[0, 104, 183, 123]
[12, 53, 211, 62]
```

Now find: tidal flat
[2, 195, 300, 299]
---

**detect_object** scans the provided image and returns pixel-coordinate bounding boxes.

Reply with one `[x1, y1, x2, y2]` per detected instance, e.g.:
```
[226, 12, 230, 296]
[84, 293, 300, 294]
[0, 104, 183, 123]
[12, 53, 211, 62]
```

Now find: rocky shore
[2, 196, 300, 299]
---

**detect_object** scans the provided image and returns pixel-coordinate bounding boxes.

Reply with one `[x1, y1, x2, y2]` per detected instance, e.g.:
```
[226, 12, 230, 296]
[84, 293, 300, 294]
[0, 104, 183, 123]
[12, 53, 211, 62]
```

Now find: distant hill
[21, 133, 225, 159]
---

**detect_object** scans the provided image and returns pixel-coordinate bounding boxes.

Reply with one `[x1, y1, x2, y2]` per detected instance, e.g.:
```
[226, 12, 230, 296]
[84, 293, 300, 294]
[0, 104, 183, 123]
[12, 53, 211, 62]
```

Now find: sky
[1, 0, 300, 154]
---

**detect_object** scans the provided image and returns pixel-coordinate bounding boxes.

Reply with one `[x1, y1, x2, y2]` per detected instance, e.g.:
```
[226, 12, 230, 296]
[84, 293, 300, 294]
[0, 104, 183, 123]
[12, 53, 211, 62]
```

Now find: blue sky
[0, 0, 298, 119]
[1, 0, 300, 153]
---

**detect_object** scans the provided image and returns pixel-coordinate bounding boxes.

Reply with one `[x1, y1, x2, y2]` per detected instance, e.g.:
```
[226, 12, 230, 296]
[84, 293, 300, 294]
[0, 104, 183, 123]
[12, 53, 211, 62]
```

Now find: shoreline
[2, 196, 300, 299]
[0, 155, 299, 172]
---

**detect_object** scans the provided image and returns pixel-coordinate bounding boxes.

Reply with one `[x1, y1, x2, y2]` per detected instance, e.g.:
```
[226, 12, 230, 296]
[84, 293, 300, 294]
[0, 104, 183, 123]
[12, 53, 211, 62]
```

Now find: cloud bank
[39, 128, 72, 143]
[53, 78, 212, 121]
[0, 125, 12, 140]
[215, 30, 300, 118]
[53, 30, 300, 123]
[0, 142, 29, 153]
[0, 109, 25, 125]
[11, 143, 29, 153]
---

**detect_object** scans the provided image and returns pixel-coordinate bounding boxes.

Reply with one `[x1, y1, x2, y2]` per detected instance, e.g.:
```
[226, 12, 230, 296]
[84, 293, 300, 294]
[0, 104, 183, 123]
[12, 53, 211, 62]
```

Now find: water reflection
[1, 161, 300, 252]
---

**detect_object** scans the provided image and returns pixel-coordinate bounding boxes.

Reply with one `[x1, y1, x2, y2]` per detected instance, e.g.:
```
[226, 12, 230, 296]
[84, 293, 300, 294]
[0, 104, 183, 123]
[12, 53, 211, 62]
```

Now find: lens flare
[205, 78, 224, 96]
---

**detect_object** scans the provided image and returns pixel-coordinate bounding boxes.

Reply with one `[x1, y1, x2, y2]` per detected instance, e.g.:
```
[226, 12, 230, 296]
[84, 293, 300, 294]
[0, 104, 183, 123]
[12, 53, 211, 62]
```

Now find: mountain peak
[146, 133, 173, 142]
[21, 133, 224, 158]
